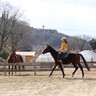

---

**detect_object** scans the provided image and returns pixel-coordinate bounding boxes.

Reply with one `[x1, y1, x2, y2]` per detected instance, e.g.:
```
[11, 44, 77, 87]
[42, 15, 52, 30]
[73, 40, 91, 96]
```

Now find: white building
[79, 50, 96, 61]
[16, 51, 35, 62]
[36, 53, 54, 62]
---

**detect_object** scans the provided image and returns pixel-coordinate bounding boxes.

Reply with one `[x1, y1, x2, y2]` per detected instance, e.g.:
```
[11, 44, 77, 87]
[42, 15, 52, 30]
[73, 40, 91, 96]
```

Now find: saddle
[58, 52, 68, 60]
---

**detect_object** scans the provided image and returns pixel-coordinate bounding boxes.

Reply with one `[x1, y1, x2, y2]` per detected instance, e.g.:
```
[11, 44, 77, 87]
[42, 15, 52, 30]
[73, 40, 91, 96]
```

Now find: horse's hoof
[49, 75, 51, 77]
[63, 75, 65, 78]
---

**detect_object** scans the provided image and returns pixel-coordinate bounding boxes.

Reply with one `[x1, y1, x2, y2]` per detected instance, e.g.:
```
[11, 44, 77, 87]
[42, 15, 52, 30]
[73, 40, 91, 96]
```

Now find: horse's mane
[7, 54, 10, 63]
[7, 52, 12, 60]
[7, 51, 15, 63]
[49, 45, 58, 53]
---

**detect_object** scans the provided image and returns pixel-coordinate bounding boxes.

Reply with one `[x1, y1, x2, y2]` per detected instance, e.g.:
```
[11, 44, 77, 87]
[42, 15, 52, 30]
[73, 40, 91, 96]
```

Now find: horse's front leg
[58, 62, 65, 78]
[8, 64, 10, 75]
[49, 64, 57, 77]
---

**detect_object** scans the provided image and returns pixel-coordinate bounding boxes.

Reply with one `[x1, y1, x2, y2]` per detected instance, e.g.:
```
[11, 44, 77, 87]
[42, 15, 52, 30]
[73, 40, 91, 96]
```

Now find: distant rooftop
[16, 52, 35, 56]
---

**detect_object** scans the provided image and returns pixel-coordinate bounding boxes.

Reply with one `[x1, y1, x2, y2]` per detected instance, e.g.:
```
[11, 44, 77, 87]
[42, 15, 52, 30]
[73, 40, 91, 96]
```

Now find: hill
[31, 27, 70, 53]
[21, 27, 91, 55]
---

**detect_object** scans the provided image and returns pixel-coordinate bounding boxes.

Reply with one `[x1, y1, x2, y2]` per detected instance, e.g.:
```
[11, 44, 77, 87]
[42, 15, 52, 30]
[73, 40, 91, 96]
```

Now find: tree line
[89, 38, 96, 51]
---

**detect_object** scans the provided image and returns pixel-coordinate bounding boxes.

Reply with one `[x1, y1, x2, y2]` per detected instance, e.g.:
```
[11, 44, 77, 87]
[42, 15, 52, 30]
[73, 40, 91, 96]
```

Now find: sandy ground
[0, 68, 96, 96]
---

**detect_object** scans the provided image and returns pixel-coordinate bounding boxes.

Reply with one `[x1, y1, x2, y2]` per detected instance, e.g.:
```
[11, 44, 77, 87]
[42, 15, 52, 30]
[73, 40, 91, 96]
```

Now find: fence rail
[0, 61, 96, 76]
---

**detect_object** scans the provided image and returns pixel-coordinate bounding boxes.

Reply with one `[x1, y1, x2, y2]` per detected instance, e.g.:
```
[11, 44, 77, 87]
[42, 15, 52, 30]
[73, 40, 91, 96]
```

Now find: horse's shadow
[65, 77, 96, 81]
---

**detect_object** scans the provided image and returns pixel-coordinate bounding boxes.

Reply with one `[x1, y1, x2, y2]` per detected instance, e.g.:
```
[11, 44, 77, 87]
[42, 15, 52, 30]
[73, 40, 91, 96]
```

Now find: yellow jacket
[59, 41, 67, 51]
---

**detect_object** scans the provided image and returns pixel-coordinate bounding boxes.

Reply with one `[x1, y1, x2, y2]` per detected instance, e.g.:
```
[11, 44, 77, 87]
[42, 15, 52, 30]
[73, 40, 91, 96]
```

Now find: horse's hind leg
[14, 66, 17, 75]
[19, 66, 20, 70]
[58, 63, 65, 78]
[72, 64, 78, 77]
[12, 65, 13, 75]
[19, 65, 21, 75]
[78, 64, 84, 78]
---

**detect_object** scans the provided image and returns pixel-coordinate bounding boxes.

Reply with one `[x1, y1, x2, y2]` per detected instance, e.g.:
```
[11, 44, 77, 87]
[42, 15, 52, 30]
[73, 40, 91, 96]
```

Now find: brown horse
[7, 50, 24, 75]
[42, 45, 90, 78]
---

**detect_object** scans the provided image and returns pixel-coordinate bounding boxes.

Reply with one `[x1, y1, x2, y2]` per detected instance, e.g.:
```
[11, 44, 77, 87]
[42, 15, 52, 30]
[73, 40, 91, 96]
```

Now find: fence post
[33, 61, 36, 75]
[4, 61, 7, 76]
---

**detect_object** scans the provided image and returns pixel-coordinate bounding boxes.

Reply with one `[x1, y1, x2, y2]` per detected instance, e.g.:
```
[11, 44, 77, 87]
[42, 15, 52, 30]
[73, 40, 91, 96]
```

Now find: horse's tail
[78, 53, 90, 71]
[20, 55, 25, 69]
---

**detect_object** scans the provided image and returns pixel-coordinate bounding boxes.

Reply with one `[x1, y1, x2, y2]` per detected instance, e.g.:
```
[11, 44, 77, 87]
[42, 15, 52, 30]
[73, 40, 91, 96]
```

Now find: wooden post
[33, 61, 37, 75]
[4, 61, 7, 76]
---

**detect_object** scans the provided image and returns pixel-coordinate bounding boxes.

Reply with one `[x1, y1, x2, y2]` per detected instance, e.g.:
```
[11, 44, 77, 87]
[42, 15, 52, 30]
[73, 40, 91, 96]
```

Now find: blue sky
[1, 0, 96, 38]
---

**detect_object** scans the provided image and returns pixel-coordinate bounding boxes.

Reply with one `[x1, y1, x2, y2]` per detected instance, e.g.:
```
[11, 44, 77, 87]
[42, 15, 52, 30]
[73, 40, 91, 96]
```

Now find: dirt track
[0, 68, 96, 96]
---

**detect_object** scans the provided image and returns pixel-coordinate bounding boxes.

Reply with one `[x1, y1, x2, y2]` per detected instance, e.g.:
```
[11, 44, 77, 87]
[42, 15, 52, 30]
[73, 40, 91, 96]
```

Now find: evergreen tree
[89, 38, 96, 51]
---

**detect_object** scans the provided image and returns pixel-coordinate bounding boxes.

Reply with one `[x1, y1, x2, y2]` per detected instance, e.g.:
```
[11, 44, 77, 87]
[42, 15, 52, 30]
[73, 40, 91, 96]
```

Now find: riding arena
[0, 46, 96, 96]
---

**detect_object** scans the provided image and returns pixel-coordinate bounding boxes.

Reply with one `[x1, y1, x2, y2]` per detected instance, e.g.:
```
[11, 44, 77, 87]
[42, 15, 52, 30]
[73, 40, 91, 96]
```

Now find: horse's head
[10, 50, 17, 60]
[42, 44, 58, 61]
[11, 50, 17, 57]
[42, 44, 54, 54]
[7, 50, 16, 63]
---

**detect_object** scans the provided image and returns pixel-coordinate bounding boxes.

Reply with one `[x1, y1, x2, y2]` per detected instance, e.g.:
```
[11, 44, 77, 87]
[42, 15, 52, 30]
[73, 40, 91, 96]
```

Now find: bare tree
[9, 21, 33, 50]
[0, 4, 10, 49]
[68, 35, 91, 51]
[0, 3, 34, 51]
[0, 3, 22, 50]
[68, 37, 77, 51]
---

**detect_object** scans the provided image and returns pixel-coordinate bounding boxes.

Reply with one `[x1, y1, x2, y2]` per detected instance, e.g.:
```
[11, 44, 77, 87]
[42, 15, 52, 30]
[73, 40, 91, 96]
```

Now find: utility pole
[42, 25, 45, 29]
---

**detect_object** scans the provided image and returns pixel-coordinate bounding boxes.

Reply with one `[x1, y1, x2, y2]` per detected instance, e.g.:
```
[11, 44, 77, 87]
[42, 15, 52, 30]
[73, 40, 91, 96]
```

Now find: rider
[58, 37, 68, 60]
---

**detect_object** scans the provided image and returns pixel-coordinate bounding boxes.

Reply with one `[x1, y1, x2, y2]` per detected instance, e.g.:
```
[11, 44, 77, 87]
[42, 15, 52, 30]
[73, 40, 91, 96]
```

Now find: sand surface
[0, 68, 96, 96]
